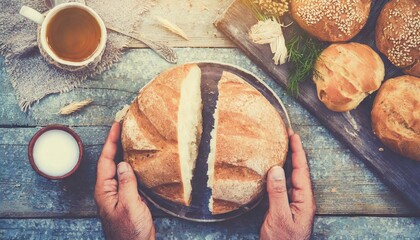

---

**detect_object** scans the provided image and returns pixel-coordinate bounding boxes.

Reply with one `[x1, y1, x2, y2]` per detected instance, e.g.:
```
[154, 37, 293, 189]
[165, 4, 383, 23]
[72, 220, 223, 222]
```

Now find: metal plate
[137, 62, 291, 222]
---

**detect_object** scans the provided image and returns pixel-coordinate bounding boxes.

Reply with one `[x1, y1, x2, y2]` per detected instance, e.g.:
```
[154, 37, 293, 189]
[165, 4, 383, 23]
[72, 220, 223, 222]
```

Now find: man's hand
[94, 122, 155, 240]
[260, 129, 316, 240]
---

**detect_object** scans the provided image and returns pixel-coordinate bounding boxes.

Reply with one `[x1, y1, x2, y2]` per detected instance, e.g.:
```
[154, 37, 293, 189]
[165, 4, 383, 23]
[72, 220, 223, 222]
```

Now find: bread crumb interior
[177, 66, 202, 205]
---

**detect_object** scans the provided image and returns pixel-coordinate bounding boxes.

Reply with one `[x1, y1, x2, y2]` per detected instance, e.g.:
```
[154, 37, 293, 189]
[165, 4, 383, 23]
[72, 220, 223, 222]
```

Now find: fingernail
[287, 128, 294, 137]
[118, 162, 128, 174]
[270, 166, 285, 181]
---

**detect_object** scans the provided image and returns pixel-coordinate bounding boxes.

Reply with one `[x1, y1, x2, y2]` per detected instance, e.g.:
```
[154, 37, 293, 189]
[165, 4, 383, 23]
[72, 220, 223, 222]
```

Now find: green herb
[286, 32, 325, 96]
[243, 0, 325, 96]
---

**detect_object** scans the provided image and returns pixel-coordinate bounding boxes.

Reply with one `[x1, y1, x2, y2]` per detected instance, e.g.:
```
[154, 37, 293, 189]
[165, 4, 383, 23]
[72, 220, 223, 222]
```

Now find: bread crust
[291, 0, 371, 42]
[375, 0, 420, 77]
[313, 43, 385, 112]
[121, 64, 200, 205]
[210, 71, 289, 214]
[371, 75, 420, 161]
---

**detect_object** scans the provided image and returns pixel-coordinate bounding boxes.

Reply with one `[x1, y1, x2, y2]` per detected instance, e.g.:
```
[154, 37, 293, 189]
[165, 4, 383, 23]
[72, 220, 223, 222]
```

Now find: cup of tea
[19, 2, 107, 71]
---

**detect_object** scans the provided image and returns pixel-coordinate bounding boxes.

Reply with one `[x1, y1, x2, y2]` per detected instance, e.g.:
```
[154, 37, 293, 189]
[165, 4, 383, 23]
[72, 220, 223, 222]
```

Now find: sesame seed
[384, 3, 419, 67]
[296, 0, 366, 36]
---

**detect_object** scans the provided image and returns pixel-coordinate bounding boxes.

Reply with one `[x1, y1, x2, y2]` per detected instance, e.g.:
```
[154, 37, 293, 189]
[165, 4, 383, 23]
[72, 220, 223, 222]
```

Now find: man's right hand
[260, 129, 316, 240]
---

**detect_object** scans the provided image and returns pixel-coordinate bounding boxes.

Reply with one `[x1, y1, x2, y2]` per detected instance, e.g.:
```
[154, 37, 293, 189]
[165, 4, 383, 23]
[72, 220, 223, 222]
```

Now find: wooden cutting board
[215, 0, 420, 211]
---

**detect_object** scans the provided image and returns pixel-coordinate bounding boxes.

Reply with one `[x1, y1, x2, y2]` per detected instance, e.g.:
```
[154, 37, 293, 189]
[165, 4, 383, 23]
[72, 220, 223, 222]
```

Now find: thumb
[117, 162, 141, 208]
[267, 166, 292, 221]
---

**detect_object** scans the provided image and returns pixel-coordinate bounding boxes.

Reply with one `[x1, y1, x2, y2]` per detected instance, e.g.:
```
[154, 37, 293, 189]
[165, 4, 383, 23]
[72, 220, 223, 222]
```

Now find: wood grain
[214, 0, 420, 211]
[1, 217, 419, 239]
[126, 0, 235, 48]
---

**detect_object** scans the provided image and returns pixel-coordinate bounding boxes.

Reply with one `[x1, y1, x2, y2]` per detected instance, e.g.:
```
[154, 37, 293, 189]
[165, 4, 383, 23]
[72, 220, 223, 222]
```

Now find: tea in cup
[20, 2, 107, 71]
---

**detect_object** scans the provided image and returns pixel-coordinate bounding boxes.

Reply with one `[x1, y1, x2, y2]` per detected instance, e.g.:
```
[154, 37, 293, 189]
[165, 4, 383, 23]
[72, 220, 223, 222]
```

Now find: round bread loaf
[121, 64, 290, 213]
[375, 0, 420, 77]
[290, 0, 371, 42]
[371, 75, 420, 161]
[313, 43, 385, 112]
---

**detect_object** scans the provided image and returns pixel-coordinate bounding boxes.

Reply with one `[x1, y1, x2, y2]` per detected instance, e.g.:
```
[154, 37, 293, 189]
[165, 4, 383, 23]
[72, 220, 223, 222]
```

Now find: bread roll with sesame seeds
[290, 0, 371, 42]
[371, 75, 420, 161]
[313, 43, 385, 112]
[376, 0, 420, 77]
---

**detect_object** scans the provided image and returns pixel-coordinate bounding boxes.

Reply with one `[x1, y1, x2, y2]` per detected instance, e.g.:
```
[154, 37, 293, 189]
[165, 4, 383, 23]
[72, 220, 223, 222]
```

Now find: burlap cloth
[0, 0, 154, 111]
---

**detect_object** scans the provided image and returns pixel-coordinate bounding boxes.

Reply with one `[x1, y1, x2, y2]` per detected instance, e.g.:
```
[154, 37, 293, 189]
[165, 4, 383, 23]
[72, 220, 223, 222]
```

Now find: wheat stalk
[155, 16, 189, 40]
[59, 99, 93, 115]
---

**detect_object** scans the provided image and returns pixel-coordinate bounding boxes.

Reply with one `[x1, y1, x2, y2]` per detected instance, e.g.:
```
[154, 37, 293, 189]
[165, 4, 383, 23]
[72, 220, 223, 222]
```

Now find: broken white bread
[121, 64, 202, 206]
[207, 71, 289, 214]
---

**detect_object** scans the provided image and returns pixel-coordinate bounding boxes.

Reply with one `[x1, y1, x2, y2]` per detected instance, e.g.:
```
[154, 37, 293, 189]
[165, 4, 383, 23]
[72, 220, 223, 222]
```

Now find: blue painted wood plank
[0, 217, 419, 239]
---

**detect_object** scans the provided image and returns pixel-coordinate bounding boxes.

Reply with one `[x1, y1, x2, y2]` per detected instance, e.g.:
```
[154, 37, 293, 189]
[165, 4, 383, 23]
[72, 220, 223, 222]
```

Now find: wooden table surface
[1, 0, 419, 239]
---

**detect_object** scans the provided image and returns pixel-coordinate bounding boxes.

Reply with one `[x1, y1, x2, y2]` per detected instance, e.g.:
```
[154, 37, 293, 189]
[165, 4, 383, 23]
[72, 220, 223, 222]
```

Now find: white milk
[33, 129, 80, 177]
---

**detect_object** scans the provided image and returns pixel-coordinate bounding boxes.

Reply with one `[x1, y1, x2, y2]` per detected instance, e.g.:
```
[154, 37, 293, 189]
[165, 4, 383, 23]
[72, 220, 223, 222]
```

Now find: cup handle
[20, 6, 45, 25]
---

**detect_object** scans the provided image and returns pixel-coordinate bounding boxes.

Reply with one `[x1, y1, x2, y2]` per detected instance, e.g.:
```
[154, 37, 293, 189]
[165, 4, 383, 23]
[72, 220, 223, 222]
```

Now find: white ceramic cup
[19, 2, 107, 69]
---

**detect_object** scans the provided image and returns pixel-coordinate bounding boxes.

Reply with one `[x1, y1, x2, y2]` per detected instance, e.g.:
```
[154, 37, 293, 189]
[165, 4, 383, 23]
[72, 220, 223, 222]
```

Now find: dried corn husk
[155, 16, 189, 40]
[249, 18, 288, 65]
[270, 32, 287, 65]
[59, 99, 93, 115]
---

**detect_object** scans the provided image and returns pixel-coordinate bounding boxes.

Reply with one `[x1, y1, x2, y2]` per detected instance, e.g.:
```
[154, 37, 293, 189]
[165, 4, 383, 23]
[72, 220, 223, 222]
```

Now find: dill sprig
[286, 33, 324, 95]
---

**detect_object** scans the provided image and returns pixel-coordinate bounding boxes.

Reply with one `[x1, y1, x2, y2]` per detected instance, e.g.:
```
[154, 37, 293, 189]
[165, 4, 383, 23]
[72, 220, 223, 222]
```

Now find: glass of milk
[28, 125, 83, 179]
